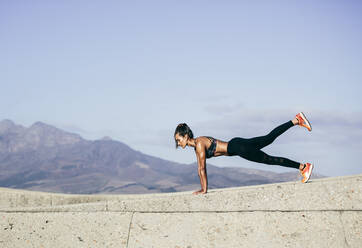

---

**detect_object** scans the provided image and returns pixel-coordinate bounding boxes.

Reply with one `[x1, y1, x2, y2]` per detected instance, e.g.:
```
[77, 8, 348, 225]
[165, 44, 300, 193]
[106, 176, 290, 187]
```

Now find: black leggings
[227, 121, 300, 169]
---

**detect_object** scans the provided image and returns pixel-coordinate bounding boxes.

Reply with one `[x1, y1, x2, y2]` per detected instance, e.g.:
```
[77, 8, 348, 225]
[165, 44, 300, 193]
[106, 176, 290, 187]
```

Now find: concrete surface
[0, 174, 361, 247]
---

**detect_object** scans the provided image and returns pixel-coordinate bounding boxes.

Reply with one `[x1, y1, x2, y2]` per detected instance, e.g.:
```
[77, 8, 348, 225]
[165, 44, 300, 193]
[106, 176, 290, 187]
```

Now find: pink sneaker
[296, 112, 312, 131]
[300, 163, 314, 183]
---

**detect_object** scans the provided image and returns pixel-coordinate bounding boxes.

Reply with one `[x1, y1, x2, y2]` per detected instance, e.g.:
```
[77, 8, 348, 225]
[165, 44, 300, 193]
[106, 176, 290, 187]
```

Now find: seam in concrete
[1, 209, 361, 214]
[133, 209, 362, 214]
[126, 211, 135, 248]
[339, 211, 350, 248]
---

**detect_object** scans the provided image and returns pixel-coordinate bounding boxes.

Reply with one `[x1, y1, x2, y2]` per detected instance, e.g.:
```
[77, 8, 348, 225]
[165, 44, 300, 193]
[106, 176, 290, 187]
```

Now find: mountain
[0, 119, 321, 194]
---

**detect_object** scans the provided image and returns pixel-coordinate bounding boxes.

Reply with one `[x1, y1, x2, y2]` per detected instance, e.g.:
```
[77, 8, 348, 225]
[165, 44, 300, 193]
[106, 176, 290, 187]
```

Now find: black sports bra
[205, 137, 217, 159]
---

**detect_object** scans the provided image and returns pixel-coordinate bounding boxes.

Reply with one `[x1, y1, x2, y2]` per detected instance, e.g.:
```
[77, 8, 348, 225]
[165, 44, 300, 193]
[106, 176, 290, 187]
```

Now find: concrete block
[128, 212, 357, 248]
[0, 212, 132, 248]
[340, 211, 362, 247]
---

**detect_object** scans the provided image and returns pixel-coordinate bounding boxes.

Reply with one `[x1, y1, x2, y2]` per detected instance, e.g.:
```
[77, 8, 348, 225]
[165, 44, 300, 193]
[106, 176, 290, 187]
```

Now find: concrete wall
[1, 174, 361, 247]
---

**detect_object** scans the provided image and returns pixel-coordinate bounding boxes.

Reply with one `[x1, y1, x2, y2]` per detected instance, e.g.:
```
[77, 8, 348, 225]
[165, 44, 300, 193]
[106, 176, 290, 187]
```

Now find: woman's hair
[174, 123, 194, 148]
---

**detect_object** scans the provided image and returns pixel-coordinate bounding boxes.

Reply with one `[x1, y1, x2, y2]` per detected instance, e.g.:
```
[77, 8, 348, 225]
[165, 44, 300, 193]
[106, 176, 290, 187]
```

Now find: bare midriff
[213, 140, 229, 157]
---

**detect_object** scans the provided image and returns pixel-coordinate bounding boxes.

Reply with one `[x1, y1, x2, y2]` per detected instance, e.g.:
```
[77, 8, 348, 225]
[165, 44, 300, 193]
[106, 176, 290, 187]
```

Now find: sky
[1, 0, 362, 177]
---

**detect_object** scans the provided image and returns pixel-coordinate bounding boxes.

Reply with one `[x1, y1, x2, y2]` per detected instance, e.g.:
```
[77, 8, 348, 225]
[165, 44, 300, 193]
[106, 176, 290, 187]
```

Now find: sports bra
[205, 136, 217, 159]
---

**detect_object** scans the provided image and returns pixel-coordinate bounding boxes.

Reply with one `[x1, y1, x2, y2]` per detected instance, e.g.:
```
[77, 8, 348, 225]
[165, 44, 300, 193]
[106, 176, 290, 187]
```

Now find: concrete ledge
[0, 174, 361, 247]
[108, 175, 362, 212]
[1, 174, 361, 212]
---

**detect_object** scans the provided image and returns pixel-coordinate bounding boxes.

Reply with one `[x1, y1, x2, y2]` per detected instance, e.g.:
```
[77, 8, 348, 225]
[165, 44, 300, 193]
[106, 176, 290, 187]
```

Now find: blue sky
[1, 0, 361, 177]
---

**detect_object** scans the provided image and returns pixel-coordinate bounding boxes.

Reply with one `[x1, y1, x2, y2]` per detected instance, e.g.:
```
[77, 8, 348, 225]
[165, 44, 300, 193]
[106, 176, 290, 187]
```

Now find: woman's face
[175, 133, 188, 149]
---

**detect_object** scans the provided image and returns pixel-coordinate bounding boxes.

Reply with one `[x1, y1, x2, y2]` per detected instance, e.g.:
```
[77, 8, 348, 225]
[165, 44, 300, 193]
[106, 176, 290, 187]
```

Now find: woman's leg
[227, 137, 301, 169]
[248, 121, 294, 150]
[242, 149, 301, 169]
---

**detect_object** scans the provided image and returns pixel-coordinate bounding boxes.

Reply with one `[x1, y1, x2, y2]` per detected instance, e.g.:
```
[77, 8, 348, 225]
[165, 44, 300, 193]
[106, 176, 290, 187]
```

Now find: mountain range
[0, 119, 321, 194]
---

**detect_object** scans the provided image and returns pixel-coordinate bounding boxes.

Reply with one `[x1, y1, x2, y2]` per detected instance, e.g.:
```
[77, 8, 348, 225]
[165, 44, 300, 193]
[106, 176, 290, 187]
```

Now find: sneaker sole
[303, 164, 314, 183]
[300, 112, 312, 131]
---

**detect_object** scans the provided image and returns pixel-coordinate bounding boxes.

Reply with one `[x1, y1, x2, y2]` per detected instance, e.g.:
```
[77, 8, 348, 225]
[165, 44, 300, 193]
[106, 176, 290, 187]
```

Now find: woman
[174, 112, 314, 195]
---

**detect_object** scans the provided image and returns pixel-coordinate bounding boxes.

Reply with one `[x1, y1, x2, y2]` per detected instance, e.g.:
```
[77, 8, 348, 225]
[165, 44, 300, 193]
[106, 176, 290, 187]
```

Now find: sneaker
[296, 112, 312, 131]
[300, 163, 314, 183]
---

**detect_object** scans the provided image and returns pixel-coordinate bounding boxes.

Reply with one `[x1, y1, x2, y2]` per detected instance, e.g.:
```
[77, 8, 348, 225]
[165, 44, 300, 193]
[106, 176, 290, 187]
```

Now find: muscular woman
[174, 112, 314, 195]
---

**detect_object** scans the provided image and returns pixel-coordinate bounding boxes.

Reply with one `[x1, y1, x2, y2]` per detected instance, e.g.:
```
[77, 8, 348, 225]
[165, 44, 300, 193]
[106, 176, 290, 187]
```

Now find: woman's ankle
[292, 118, 299, 125]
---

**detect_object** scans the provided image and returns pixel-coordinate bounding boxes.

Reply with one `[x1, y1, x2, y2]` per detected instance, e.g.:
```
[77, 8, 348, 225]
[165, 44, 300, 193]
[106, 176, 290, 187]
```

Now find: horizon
[1, 1, 362, 177]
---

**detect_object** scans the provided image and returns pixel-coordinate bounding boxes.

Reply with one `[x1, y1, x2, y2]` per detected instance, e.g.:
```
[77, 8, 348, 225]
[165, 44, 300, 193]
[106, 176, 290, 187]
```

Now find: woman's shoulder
[194, 136, 208, 145]
[193, 138, 206, 154]
[194, 136, 214, 148]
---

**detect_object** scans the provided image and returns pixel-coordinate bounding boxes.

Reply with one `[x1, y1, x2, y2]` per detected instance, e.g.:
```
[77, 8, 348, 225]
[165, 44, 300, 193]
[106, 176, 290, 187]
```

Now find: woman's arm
[194, 141, 208, 195]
